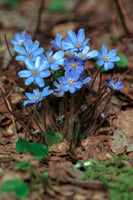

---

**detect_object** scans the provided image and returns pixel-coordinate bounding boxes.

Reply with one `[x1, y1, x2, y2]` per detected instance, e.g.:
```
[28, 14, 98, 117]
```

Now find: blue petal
[25, 92, 34, 100]
[73, 72, 80, 81]
[104, 62, 114, 70]
[35, 56, 41, 69]
[82, 39, 90, 48]
[77, 29, 85, 42]
[50, 64, 59, 70]
[108, 49, 117, 58]
[62, 37, 75, 50]
[96, 52, 103, 59]
[101, 45, 107, 56]
[82, 46, 90, 54]
[53, 81, 59, 88]
[23, 100, 35, 106]
[32, 41, 40, 52]
[24, 39, 32, 52]
[46, 48, 53, 58]
[87, 50, 98, 58]
[33, 48, 44, 56]
[109, 77, 114, 85]
[33, 88, 40, 94]
[38, 60, 49, 71]
[62, 85, 69, 92]
[104, 81, 109, 87]
[75, 81, 82, 89]
[41, 87, 53, 97]
[39, 70, 51, 78]
[18, 70, 32, 78]
[15, 33, 21, 41]
[21, 31, 26, 38]
[24, 59, 34, 70]
[13, 45, 26, 55]
[110, 56, 120, 62]
[10, 40, 17, 45]
[52, 50, 64, 60]
[25, 76, 35, 85]
[68, 30, 77, 43]
[69, 86, 76, 93]
[82, 77, 91, 84]
[97, 60, 104, 66]
[15, 55, 26, 61]
[54, 58, 65, 65]
[35, 77, 44, 87]
[106, 62, 114, 69]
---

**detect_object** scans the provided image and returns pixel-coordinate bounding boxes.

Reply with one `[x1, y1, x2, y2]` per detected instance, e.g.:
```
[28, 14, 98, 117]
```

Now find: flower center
[26, 53, 33, 58]
[80, 55, 85, 59]
[34, 95, 40, 100]
[68, 79, 74, 86]
[32, 70, 38, 76]
[18, 40, 24, 45]
[71, 62, 77, 69]
[111, 84, 117, 89]
[76, 42, 82, 48]
[103, 55, 110, 62]
[48, 58, 53, 63]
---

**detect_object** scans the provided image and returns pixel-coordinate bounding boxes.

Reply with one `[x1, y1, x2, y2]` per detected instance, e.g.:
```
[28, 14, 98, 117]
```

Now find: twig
[33, 0, 45, 40]
[115, 0, 133, 35]
[0, 86, 18, 142]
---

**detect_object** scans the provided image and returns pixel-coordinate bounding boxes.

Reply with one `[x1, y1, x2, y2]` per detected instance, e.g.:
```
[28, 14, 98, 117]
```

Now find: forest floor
[0, 0, 133, 199]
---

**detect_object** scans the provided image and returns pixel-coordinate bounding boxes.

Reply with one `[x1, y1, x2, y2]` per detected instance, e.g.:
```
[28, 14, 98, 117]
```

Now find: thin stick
[69, 93, 74, 149]
[33, 0, 45, 40]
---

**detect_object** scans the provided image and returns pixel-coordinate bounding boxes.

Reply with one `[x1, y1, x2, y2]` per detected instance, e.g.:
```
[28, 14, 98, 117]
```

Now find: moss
[82, 156, 133, 200]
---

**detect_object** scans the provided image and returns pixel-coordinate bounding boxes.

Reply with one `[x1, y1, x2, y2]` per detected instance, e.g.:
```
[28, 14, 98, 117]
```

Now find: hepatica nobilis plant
[11, 29, 123, 147]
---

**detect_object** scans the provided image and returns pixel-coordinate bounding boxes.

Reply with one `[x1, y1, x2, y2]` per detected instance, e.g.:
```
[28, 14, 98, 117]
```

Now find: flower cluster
[11, 29, 123, 106]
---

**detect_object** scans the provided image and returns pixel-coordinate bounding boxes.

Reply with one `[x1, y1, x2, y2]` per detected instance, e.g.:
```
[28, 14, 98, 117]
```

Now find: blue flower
[64, 57, 84, 74]
[50, 33, 63, 50]
[70, 46, 98, 61]
[96, 45, 120, 70]
[13, 39, 44, 61]
[11, 30, 31, 46]
[62, 29, 90, 51]
[61, 71, 83, 93]
[44, 48, 65, 71]
[78, 71, 91, 84]
[23, 87, 53, 106]
[53, 77, 65, 97]
[18, 56, 50, 87]
[104, 77, 124, 91]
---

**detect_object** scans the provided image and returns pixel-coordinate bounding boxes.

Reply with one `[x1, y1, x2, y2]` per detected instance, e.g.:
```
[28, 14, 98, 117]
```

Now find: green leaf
[115, 53, 128, 67]
[44, 130, 63, 146]
[5, 0, 22, 5]
[30, 143, 49, 161]
[0, 179, 29, 198]
[16, 138, 30, 153]
[46, 0, 66, 13]
[16, 138, 49, 161]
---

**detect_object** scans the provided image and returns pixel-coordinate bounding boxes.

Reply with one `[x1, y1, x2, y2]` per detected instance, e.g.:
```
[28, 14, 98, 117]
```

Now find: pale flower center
[48, 58, 53, 63]
[76, 42, 82, 48]
[111, 84, 117, 89]
[68, 79, 74, 86]
[80, 55, 85, 59]
[18, 40, 24, 45]
[26, 53, 33, 58]
[103, 55, 110, 62]
[32, 70, 38, 76]
[34, 95, 40, 100]
[71, 62, 77, 69]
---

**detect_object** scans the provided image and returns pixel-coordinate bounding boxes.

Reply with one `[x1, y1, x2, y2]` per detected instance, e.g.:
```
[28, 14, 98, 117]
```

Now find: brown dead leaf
[109, 129, 133, 154]
[76, 135, 111, 161]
